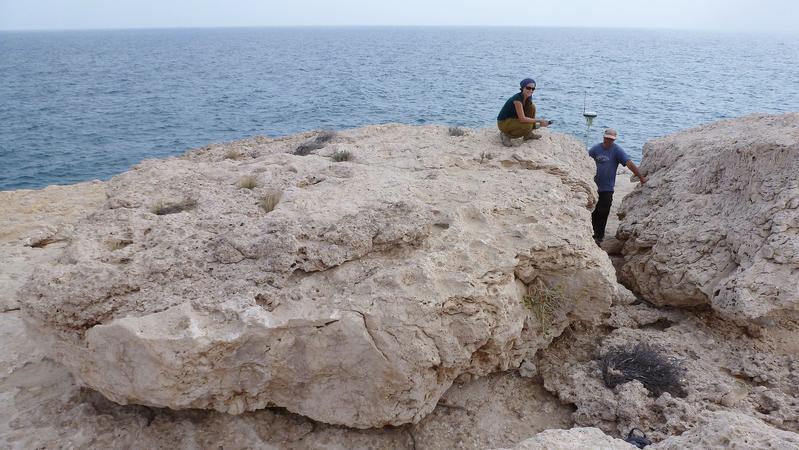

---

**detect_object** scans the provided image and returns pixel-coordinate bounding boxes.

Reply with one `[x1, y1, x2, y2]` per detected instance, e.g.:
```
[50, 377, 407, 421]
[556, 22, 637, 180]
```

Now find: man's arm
[625, 160, 647, 185]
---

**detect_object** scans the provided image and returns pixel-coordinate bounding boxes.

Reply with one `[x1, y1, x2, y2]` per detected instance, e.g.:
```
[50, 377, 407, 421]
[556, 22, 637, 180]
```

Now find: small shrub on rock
[237, 175, 258, 189]
[522, 279, 565, 332]
[259, 191, 283, 213]
[479, 151, 494, 163]
[294, 131, 336, 156]
[332, 150, 353, 162]
[448, 127, 467, 137]
[600, 343, 686, 397]
[224, 149, 242, 160]
[150, 198, 198, 216]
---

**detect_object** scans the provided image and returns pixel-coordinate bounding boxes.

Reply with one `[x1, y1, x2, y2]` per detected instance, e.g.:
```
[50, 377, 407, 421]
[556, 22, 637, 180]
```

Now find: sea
[1, 27, 798, 191]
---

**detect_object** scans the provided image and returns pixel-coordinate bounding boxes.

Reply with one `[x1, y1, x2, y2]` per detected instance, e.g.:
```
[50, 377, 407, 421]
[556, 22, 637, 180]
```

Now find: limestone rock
[493, 427, 635, 450]
[18, 125, 616, 428]
[0, 179, 572, 449]
[0, 181, 105, 311]
[538, 301, 799, 441]
[651, 411, 799, 449]
[617, 113, 799, 325]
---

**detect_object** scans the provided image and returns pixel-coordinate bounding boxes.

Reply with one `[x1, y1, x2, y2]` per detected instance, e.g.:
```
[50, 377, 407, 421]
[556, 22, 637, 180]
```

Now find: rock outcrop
[0, 181, 105, 312]
[652, 411, 799, 449]
[537, 297, 799, 442]
[495, 427, 635, 449]
[18, 125, 616, 428]
[617, 113, 799, 326]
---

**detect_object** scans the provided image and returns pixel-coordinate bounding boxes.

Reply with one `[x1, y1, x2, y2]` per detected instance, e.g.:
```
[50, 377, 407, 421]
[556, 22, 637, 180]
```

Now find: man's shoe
[523, 132, 542, 141]
[500, 133, 513, 147]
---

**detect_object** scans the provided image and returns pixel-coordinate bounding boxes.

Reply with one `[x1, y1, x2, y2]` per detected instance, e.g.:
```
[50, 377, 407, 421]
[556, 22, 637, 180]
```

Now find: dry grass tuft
[259, 191, 283, 213]
[237, 175, 258, 189]
[224, 148, 242, 160]
[448, 126, 467, 136]
[108, 239, 133, 251]
[521, 279, 566, 333]
[478, 151, 495, 163]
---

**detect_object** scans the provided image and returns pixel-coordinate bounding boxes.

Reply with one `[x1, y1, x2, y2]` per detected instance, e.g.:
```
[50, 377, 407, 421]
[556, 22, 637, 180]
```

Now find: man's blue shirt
[588, 142, 630, 192]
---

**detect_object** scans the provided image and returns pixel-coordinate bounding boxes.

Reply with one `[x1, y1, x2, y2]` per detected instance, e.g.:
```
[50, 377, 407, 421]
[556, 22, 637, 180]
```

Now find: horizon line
[1, 24, 795, 35]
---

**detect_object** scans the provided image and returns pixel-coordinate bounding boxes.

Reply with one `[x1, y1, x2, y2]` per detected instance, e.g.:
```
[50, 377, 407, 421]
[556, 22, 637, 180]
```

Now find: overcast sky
[1, 0, 797, 32]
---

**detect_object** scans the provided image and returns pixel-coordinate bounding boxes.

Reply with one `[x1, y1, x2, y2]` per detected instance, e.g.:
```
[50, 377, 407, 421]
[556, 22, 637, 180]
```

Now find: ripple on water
[1, 27, 798, 190]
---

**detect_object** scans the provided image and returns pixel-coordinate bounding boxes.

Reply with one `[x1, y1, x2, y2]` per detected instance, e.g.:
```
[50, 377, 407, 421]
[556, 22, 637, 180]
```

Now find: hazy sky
[1, 0, 797, 32]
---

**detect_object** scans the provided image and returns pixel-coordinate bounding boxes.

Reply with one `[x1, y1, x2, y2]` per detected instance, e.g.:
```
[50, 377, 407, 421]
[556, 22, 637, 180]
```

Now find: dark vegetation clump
[600, 343, 686, 397]
[151, 198, 198, 216]
[448, 126, 467, 136]
[294, 131, 336, 156]
[331, 150, 353, 162]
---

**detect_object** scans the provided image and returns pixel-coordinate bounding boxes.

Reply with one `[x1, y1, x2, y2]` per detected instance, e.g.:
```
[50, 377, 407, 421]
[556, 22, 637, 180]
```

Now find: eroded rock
[617, 113, 799, 326]
[494, 427, 635, 450]
[18, 125, 616, 428]
[538, 302, 799, 442]
[651, 411, 799, 449]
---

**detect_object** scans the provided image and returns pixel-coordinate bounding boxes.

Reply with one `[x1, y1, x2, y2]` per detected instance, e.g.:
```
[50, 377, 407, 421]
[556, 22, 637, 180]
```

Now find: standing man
[589, 128, 646, 245]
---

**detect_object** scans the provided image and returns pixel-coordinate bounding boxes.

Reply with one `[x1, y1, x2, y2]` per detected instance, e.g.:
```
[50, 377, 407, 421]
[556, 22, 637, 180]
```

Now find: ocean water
[1, 27, 798, 191]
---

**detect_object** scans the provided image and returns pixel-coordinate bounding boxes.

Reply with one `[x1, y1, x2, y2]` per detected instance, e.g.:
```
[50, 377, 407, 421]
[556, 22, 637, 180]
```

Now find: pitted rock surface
[18, 125, 616, 428]
[617, 113, 799, 325]
[652, 411, 799, 449]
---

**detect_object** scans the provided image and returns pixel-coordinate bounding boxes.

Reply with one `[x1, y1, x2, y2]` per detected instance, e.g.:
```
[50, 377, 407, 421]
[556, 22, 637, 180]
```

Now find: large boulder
[18, 125, 617, 428]
[617, 113, 799, 325]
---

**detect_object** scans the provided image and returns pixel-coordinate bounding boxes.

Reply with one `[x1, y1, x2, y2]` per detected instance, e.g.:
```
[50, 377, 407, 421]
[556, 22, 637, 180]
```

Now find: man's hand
[639, 175, 647, 185]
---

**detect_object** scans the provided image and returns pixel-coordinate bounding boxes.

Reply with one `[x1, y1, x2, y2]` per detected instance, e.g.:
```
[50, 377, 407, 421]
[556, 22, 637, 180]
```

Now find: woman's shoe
[523, 132, 542, 141]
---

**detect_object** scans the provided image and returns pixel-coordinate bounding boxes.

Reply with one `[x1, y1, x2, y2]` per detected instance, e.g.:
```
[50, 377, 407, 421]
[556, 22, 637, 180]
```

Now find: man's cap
[520, 78, 536, 89]
[603, 128, 618, 140]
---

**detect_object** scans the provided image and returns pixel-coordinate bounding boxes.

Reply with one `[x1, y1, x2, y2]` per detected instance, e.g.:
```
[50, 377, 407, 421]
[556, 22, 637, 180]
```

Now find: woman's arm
[513, 101, 548, 126]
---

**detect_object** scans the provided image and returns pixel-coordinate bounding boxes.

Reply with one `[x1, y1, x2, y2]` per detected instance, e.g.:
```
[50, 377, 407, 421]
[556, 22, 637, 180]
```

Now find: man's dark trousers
[592, 191, 614, 242]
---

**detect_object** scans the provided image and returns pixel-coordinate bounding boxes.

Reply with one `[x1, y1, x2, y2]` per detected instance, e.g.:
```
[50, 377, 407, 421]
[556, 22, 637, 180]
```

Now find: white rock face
[494, 427, 635, 450]
[652, 411, 799, 449]
[617, 113, 799, 325]
[18, 125, 616, 428]
[0, 181, 105, 312]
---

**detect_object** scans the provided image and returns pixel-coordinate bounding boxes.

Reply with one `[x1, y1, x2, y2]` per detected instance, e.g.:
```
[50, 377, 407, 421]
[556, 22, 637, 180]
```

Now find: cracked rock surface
[16, 124, 616, 428]
[617, 113, 799, 325]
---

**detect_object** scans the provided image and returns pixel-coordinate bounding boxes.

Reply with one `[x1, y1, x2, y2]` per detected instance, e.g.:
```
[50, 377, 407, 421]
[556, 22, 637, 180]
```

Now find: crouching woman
[497, 78, 551, 146]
